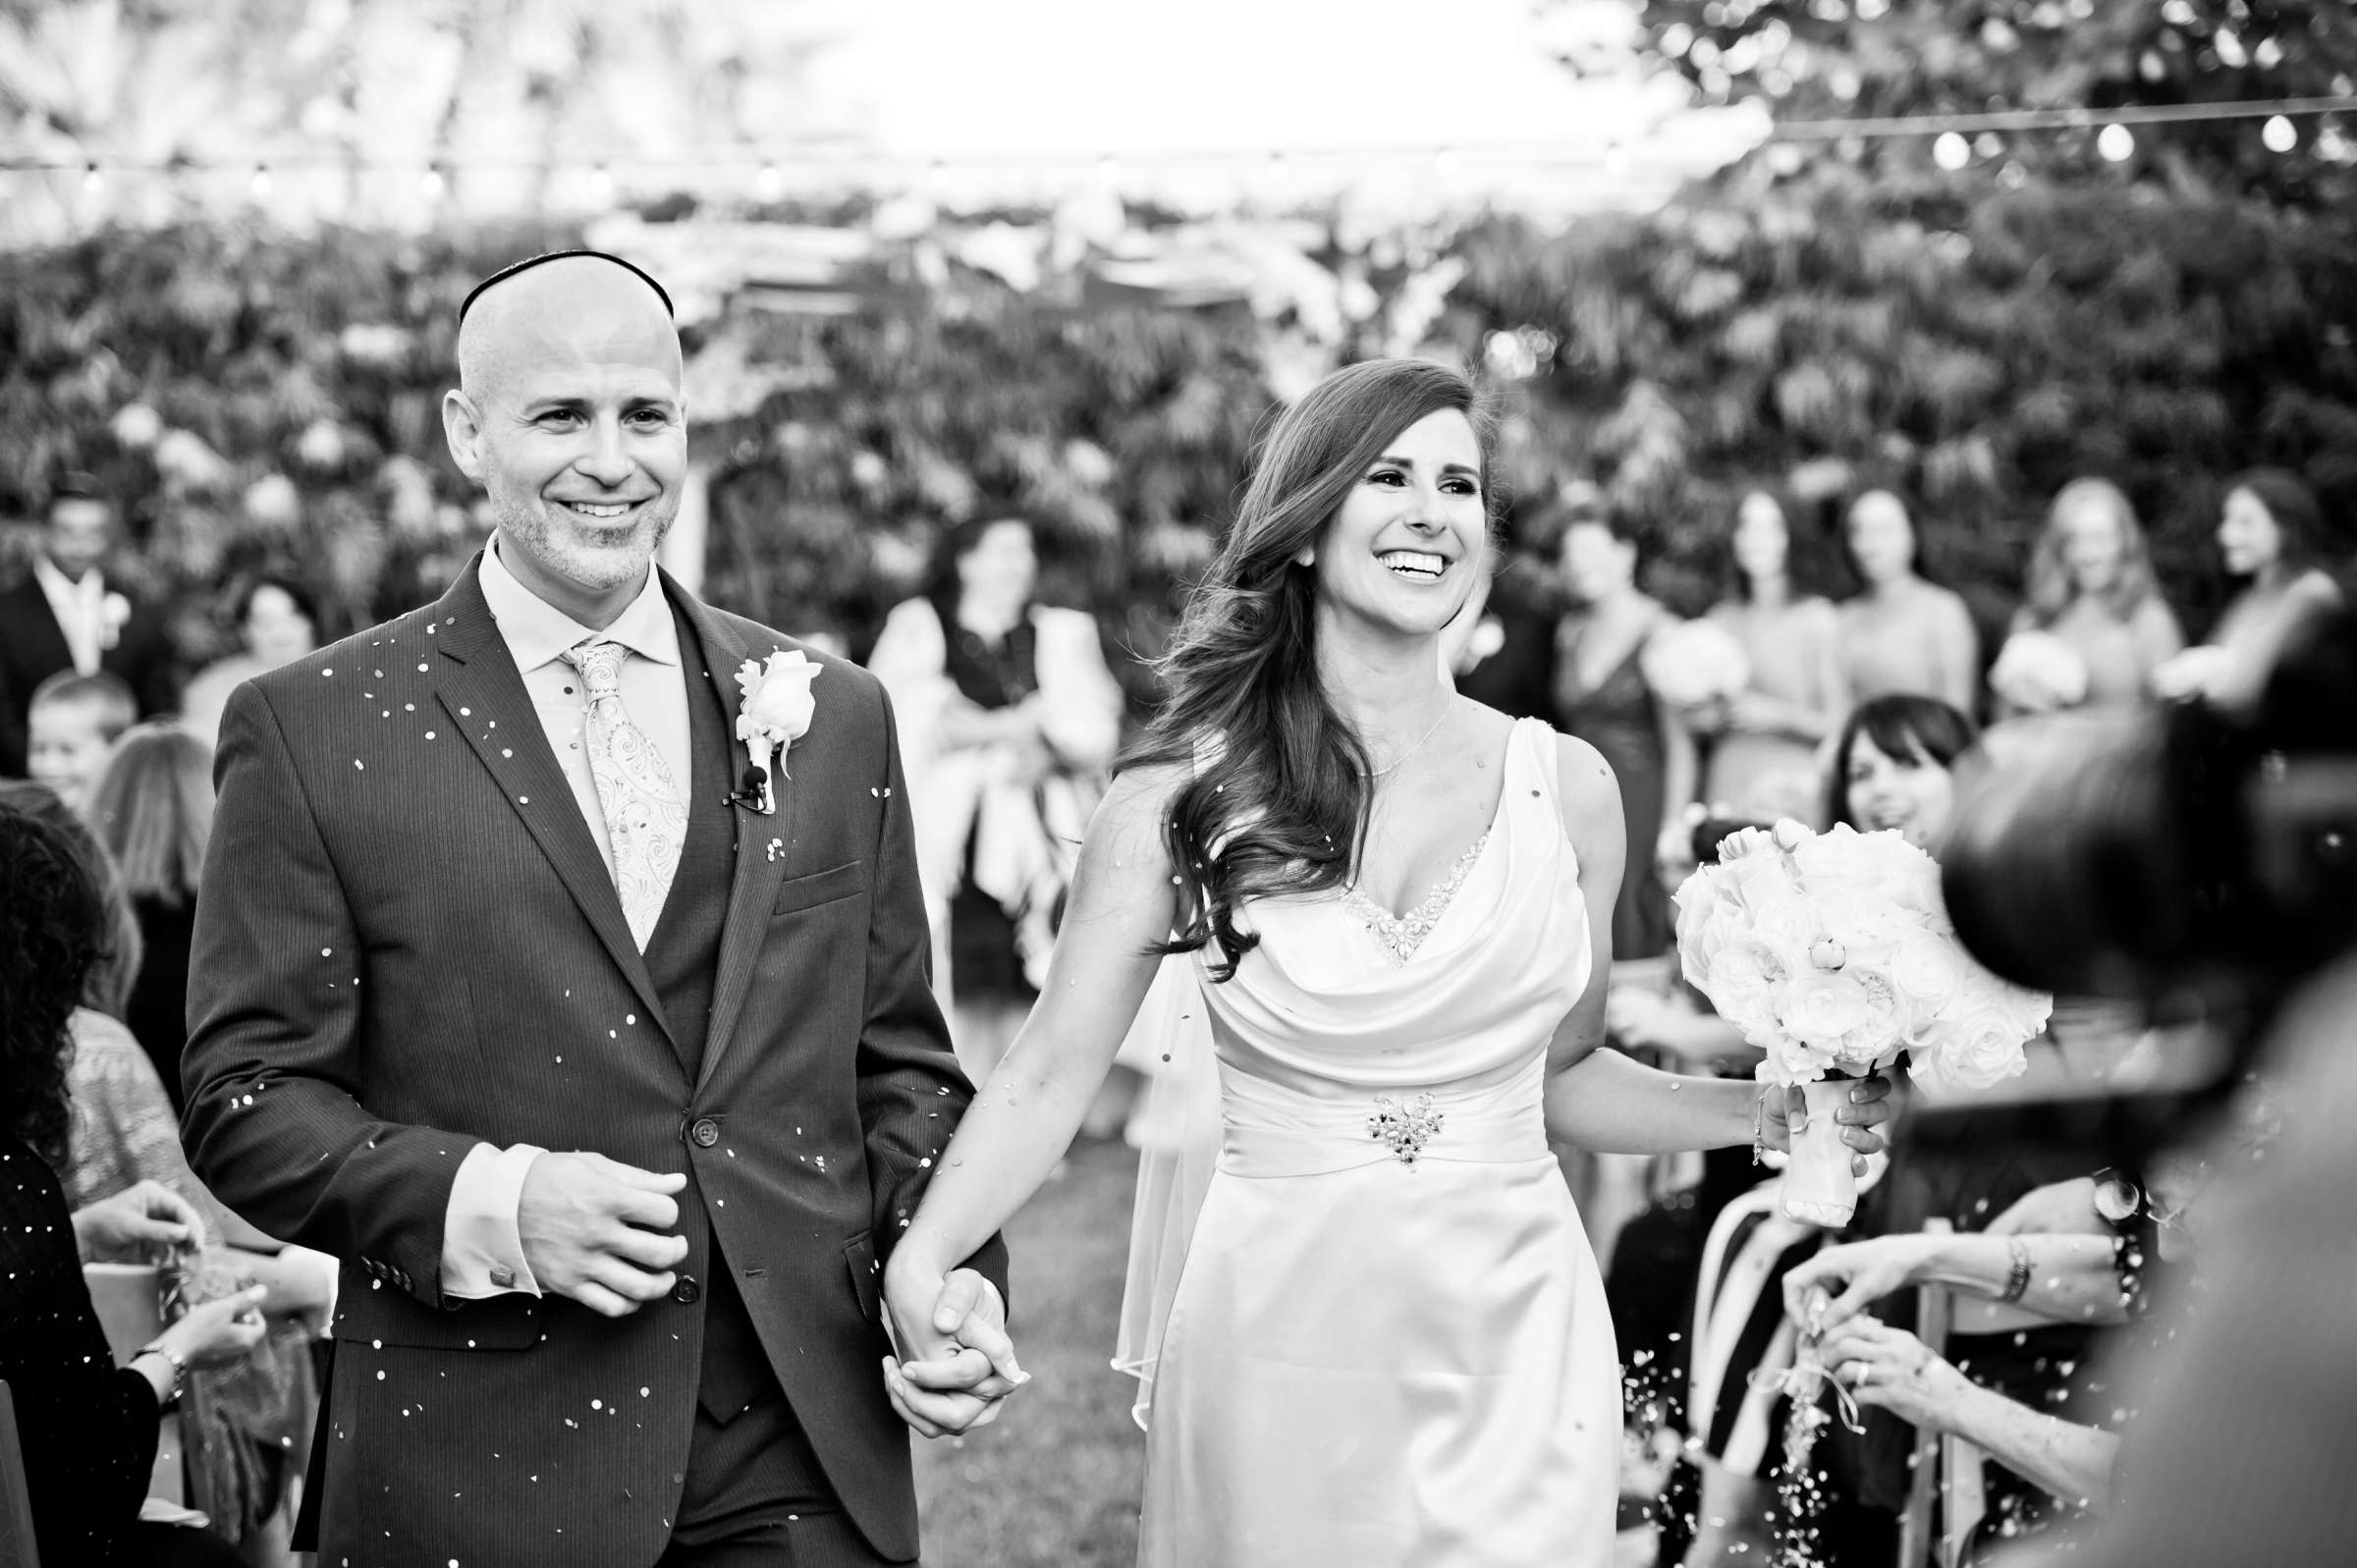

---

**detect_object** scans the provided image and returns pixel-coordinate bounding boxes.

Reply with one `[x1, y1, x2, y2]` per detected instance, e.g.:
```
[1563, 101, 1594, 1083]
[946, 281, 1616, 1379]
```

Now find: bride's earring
[1293, 544, 1316, 568]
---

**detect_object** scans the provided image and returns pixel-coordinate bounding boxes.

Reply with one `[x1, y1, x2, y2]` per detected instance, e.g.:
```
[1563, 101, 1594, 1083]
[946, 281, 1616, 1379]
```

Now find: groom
[185, 252, 1014, 1567]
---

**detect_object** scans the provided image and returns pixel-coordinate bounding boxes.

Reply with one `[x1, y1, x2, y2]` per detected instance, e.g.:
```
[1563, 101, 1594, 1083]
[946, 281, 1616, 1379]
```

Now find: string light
[248, 163, 274, 198]
[81, 162, 103, 197]
[755, 161, 785, 201]
[2098, 123, 2136, 161]
[418, 165, 447, 201]
[1933, 132, 1971, 170]
[586, 163, 615, 205]
[2263, 114, 2298, 153]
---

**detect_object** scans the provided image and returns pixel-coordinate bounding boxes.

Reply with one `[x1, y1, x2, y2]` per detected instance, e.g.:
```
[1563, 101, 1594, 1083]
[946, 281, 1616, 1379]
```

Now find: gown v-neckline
[1334, 725, 1520, 966]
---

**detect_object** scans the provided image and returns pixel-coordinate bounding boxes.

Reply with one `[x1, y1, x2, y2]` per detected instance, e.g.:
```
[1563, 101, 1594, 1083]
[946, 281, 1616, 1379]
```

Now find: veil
[1110, 949, 1222, 1431]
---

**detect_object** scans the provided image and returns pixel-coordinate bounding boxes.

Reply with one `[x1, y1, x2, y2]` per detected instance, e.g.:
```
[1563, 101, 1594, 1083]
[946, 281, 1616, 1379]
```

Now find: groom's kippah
[459, 249, 675, 323]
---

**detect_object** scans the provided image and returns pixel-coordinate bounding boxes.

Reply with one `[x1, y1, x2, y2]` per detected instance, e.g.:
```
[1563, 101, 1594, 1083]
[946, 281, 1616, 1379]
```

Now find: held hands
[72, 1180, 206, 1261]
[517, 1152, 689, 1319]
[880, 1251, 1027, 1438]
[1759, 1075, 1894, 1177]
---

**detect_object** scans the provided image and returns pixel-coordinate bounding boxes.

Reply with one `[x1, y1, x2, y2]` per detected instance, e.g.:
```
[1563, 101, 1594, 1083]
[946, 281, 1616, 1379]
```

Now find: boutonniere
[100, 592, 132, 652]
[733, 650, 821, 814]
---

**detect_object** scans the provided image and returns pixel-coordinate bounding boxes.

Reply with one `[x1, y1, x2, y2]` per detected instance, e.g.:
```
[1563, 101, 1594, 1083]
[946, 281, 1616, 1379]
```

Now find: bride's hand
[881, 1254, 1025, 1438]
[1758, 1075, 1894, 1176]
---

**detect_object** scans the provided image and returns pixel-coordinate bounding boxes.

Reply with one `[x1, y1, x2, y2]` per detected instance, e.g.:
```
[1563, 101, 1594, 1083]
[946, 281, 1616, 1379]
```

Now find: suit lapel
[671, 578, 796, 1093]
[428, 563, 678, 1052]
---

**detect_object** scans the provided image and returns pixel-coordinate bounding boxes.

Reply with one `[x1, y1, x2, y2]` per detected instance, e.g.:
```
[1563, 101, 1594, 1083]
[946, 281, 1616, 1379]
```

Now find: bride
[881, 358, 1892, 1566]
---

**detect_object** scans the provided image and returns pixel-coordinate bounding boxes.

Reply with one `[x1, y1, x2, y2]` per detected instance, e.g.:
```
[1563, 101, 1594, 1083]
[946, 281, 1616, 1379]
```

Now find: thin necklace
[1363, 696, 1454, 780]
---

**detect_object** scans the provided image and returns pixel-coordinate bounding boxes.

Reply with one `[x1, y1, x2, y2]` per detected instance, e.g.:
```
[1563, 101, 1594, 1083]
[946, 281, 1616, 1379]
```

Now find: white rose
[1782, 969, 1874, 1053]
[1826, 966, 1904, 1070]
[1909, 998, 2035, 1099]
[1812, 881, 1916, 955]
[1790, 822, 1894, 885]
[1745, 889, 1822, 965]
[1706, 943, 1784, 1037]
[1891, 929, 1968, 1032]
[736, 650, 821, 746]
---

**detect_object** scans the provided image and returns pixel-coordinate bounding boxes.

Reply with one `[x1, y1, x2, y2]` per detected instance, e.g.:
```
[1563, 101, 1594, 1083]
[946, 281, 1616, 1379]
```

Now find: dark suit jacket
[0, 573, 176, 775]
[183, 558, 1004, 1567]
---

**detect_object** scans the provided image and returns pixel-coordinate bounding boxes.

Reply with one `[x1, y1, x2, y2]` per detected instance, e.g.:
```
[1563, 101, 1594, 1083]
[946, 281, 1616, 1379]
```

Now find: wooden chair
[82, 1263, 185, 1506]
[0, 1380, 38, 1568]
[1893, 1219, 1990, 1568]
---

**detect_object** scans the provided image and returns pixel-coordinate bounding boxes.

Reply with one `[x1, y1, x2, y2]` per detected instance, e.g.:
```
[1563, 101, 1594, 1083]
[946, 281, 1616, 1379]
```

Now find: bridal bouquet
[1639, 619, 1752, 711]
[1989, 629, 2091, 713]
[1674, 821, 2052, 1222]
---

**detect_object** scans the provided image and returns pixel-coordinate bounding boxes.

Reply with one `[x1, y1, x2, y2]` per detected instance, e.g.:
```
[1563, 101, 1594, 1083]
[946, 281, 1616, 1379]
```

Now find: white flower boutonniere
[733, 650, 821, 814]
[100, 592, 133, 652]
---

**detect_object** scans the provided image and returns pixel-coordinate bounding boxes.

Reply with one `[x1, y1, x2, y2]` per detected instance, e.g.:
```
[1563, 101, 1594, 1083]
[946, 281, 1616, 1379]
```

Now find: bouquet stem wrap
[1781, 1078, 1861, 1225]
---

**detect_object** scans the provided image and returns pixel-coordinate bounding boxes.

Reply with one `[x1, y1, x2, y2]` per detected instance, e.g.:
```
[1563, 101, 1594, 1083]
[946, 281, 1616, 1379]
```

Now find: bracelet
[1999, 1236, 2033, 1304]
[1751, 1089, 1768, 1166]
[135, 1338, 187, 1409]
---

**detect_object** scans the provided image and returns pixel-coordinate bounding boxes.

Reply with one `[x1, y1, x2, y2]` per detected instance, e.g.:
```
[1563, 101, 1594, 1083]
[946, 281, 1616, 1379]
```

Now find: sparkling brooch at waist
[1368, 1093, 1446, 1165]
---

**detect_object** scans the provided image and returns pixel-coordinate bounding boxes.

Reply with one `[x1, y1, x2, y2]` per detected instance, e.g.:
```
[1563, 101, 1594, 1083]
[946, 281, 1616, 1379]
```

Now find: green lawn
[913, 1135, 1147, 1568]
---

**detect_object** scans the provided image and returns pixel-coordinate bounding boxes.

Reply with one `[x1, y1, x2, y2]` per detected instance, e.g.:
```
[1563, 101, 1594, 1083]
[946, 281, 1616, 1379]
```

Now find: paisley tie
[561, 639, 685, 949]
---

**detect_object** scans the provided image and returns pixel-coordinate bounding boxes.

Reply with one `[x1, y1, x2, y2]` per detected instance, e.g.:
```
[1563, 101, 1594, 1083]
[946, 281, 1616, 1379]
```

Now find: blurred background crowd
[3, 1, 2354, 1564]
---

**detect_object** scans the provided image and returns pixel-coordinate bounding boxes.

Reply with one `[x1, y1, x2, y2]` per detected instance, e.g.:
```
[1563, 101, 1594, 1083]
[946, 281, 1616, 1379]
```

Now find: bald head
[456, 253, 682, 407]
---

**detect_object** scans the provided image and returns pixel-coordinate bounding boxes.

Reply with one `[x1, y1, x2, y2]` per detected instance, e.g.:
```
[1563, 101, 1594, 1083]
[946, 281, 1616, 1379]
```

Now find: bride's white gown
[1134, 718, 1620, 1567]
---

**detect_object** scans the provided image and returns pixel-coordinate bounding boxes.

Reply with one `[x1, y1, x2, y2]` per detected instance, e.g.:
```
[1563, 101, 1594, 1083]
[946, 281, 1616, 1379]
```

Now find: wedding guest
[2155, 468, 2344, 703]
[864, 512, 1124, 1086]
[4, 781, 332, 1561]
[177, 576, 319, 754]
[1698, 487, 1848, 821]
[1685, 696, 2102, 1567]
[1552, 503, 1696, 960]
[88, 723, 214, 1109]
[27, 669, 137, 815]
[1453, 506, 1573, 721]
[0, 802, 268, 1568]
[0, 474, 176, 777]
[1836, 488, 1981, 717]
[1997, 478, 2183, 717]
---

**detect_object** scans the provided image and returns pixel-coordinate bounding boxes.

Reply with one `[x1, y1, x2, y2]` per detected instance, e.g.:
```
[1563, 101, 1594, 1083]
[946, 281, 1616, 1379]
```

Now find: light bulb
[2097, 124, 2135, 162]
[1933, 132, 1971, 170]
[755, 162, 785, 201]
[249, 164, 274, 198]
[2262, 115, 2298, 153]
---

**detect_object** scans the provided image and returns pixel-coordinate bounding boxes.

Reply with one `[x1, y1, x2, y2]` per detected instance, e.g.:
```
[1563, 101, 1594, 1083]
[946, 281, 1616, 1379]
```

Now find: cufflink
[490, 1266, 517, 1289]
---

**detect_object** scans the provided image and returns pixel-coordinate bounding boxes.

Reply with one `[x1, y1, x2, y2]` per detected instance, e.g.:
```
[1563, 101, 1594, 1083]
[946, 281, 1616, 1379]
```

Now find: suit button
[673, 1273, 702, 1305]
[688, 1118, 721, 1149]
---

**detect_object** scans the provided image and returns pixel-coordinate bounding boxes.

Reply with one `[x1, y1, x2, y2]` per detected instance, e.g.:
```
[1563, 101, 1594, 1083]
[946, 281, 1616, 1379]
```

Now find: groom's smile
[442, 254, 688, 629]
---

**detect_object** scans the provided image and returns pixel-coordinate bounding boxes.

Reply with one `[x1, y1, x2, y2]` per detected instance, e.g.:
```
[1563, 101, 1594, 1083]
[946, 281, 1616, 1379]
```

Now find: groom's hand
[517, 1152, 689, 1318]
[882, 1263, 1025, 1438]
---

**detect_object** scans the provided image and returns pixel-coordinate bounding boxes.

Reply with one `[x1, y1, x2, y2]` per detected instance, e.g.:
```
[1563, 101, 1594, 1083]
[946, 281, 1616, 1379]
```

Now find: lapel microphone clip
[720, 765, 767, 809]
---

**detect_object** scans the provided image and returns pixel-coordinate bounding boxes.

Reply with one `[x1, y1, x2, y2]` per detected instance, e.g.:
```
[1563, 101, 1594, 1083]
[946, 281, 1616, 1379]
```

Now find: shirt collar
[32, 556, 102, 603]
[478, 535, 682, 675]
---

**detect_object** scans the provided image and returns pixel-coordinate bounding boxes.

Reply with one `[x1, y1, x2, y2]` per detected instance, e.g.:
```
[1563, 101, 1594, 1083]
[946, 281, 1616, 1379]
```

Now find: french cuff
[438, 1142, 549, 1299]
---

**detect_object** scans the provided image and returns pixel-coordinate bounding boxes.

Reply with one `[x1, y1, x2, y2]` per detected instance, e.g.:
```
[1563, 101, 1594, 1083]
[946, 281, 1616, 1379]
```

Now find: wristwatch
[135, 1338, 187, 1410]
[2092, 1166, 2144, 1224]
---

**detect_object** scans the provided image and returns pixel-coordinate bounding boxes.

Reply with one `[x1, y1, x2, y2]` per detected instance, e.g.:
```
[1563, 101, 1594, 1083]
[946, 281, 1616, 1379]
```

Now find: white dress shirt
[32, 556, 108, 676]
[439, 537, 694, 1300]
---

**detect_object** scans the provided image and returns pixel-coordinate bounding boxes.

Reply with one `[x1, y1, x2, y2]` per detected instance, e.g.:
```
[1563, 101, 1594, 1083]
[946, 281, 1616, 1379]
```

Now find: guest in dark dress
[1549, 504, 1696, 962]
[0, 803, 267, 1568]
[88, 723, 213, 1110]
[864, 514, 1124, 1085]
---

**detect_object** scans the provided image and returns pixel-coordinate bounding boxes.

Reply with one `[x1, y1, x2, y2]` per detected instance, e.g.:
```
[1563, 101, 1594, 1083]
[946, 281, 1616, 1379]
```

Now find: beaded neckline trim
[1339, 831, 1492, 966]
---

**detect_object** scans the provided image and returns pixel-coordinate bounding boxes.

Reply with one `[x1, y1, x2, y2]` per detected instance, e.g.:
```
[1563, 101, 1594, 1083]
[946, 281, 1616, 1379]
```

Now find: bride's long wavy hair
[1122, 358, 1496, 981]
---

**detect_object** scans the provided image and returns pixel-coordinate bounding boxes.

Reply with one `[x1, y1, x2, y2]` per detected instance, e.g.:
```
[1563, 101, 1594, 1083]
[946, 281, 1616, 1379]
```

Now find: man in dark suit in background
[185, 251, 1017, 1568]
[0, 475, 176, 777]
